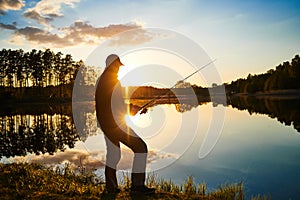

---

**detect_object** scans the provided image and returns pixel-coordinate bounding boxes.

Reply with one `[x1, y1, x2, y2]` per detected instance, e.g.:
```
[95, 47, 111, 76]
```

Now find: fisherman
[95, 54, 155, 194]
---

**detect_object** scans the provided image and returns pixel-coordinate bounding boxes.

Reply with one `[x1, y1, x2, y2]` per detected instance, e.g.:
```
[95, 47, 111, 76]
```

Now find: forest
[225, 55, 300, 94]
[0, 48, 97, 102]
[1, 49, 300, 158]
[1, 48, 299, 102]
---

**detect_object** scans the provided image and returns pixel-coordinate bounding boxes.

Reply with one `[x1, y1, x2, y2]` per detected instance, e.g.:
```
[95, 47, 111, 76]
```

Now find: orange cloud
[0, 0, 24, 15]
[6, 21, 143, 47]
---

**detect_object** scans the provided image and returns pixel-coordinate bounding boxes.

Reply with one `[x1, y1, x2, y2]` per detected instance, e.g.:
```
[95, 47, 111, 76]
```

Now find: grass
[0, 163, 270, 200]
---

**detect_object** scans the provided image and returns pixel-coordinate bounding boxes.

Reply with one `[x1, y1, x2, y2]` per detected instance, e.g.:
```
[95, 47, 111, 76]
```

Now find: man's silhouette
[95, 54, 155, 194]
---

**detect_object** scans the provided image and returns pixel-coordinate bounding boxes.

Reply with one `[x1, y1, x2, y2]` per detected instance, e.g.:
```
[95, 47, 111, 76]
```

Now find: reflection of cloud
[2, 147, 178, 171]
[0, 0, 24, 15]
[31, 149, 105, 170]
[1, 21, 142, 47]
[23, 0, 80, 26]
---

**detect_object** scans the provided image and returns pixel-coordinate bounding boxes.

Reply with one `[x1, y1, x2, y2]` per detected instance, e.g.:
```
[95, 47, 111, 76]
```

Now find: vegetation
[226, 55, 300, 94]
[0, 163, 103, 199]
[0, 49, 297, 199]
[1, 48, 299, 101]
[0, 163, 270, 200]
[0, 49, 78, 88]
[0, 48, 97, 101]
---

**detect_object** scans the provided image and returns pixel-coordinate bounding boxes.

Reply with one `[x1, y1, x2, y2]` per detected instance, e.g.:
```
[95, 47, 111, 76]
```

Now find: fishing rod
[139, 58, 217, 111]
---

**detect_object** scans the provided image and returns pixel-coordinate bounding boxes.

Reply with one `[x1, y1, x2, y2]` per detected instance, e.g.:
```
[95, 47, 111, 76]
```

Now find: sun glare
[125, 113, 152, 128]
[124, 86, 152, 128]
[117, 49, 206, 87]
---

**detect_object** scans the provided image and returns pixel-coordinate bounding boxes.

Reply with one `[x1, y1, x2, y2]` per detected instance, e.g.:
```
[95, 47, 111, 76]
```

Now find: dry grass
[0, 163, 270, 199]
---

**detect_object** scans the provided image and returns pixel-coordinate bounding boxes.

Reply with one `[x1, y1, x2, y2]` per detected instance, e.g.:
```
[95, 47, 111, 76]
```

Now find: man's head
[106, 54, 124, 68]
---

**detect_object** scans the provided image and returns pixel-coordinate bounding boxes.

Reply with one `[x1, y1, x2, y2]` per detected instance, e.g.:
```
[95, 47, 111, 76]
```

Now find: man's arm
[129, 103, 148, 116]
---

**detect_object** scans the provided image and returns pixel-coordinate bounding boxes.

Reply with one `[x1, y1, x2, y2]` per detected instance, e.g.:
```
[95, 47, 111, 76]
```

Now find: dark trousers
[103, 125, 148, 190]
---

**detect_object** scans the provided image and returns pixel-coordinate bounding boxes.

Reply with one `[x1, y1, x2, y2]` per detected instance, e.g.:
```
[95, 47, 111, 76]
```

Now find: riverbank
[0, 163, 269, 200]
[229, 89, 300, 99]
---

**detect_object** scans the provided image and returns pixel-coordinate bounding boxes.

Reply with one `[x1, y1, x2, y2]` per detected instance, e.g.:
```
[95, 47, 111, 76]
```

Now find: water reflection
[129, 95, 300, 133]
[228, 96, 300, 132]
[129, 96, 209, 113]
[1, 95, 299, 159]
[72, 101, 98, 141]
[0, 113, 77, 158]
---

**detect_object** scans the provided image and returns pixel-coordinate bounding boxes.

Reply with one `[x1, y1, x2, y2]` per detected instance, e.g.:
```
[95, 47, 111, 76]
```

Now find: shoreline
[1, 89, 300, 106]
[230, 89, 300, 99]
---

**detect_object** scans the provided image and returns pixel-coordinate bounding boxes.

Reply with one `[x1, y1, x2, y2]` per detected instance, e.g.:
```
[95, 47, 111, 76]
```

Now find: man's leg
[107, 126, 155, 194]
[117, 127, 147, 186]
[104, 135, 121, 192]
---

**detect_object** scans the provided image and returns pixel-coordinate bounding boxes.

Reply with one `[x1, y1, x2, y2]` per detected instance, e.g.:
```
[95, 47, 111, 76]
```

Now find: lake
[1, 97, 300, 199]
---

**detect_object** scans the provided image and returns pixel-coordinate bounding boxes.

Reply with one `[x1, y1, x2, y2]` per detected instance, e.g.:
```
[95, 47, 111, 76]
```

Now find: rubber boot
[131, 172, 145, 187]
[105, 166, 119, 193]
[130, 173, 155, 194]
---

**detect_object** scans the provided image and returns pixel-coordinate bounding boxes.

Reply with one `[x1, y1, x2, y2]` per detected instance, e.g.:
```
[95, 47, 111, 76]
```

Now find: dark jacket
[95, 65, 126, 129]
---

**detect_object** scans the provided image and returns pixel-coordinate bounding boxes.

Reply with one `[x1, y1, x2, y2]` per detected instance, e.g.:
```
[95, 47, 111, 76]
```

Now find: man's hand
[129, 104, 147, 116]
[129, 104, 139, 116]
[140, 108, 148, 114]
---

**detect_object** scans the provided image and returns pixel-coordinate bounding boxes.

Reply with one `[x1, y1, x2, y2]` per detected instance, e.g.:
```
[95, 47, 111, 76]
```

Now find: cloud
[14, 26, 72, 46]
[107, 28, 154, 46]
[1, 19, 152, 48]
[0, 22, 17, 30]
[63, 21, 141, 38]
[23, 0, 80, 25]
[0, 0, 24, 15]
[23, 10, 54, 26]
[5, 21, 143, 47]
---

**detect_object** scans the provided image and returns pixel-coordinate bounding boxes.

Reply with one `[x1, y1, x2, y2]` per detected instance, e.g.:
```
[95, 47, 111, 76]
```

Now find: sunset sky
[1, 0, 300, 83]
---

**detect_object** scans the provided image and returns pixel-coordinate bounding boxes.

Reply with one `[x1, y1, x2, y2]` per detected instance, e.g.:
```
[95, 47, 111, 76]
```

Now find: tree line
[226, 55, 300, 94]
[1, 48, 299, 97]
[0, 48, 99, 101]
[0, 48, 97, 89]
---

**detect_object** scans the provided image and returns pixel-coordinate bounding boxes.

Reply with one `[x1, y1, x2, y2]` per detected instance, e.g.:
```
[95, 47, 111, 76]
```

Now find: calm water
[1, 98, 300, 199]
[156, 103, 300, 199]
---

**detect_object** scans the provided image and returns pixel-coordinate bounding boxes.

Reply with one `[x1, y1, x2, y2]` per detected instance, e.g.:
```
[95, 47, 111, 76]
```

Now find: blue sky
[0, 0, 300, 83]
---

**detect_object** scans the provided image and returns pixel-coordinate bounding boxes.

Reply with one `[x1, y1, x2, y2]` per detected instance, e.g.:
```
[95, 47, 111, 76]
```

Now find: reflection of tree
[72, 102, 98, 141]
[56, 115, 77, 150]
[175, 103, 196, 113]
[0, 102, 100, 158]
[229, 96, 300, 132]
[129, 83, 210, 113]
[174, 98, 199, 113]
[0, 114, 78, 158]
